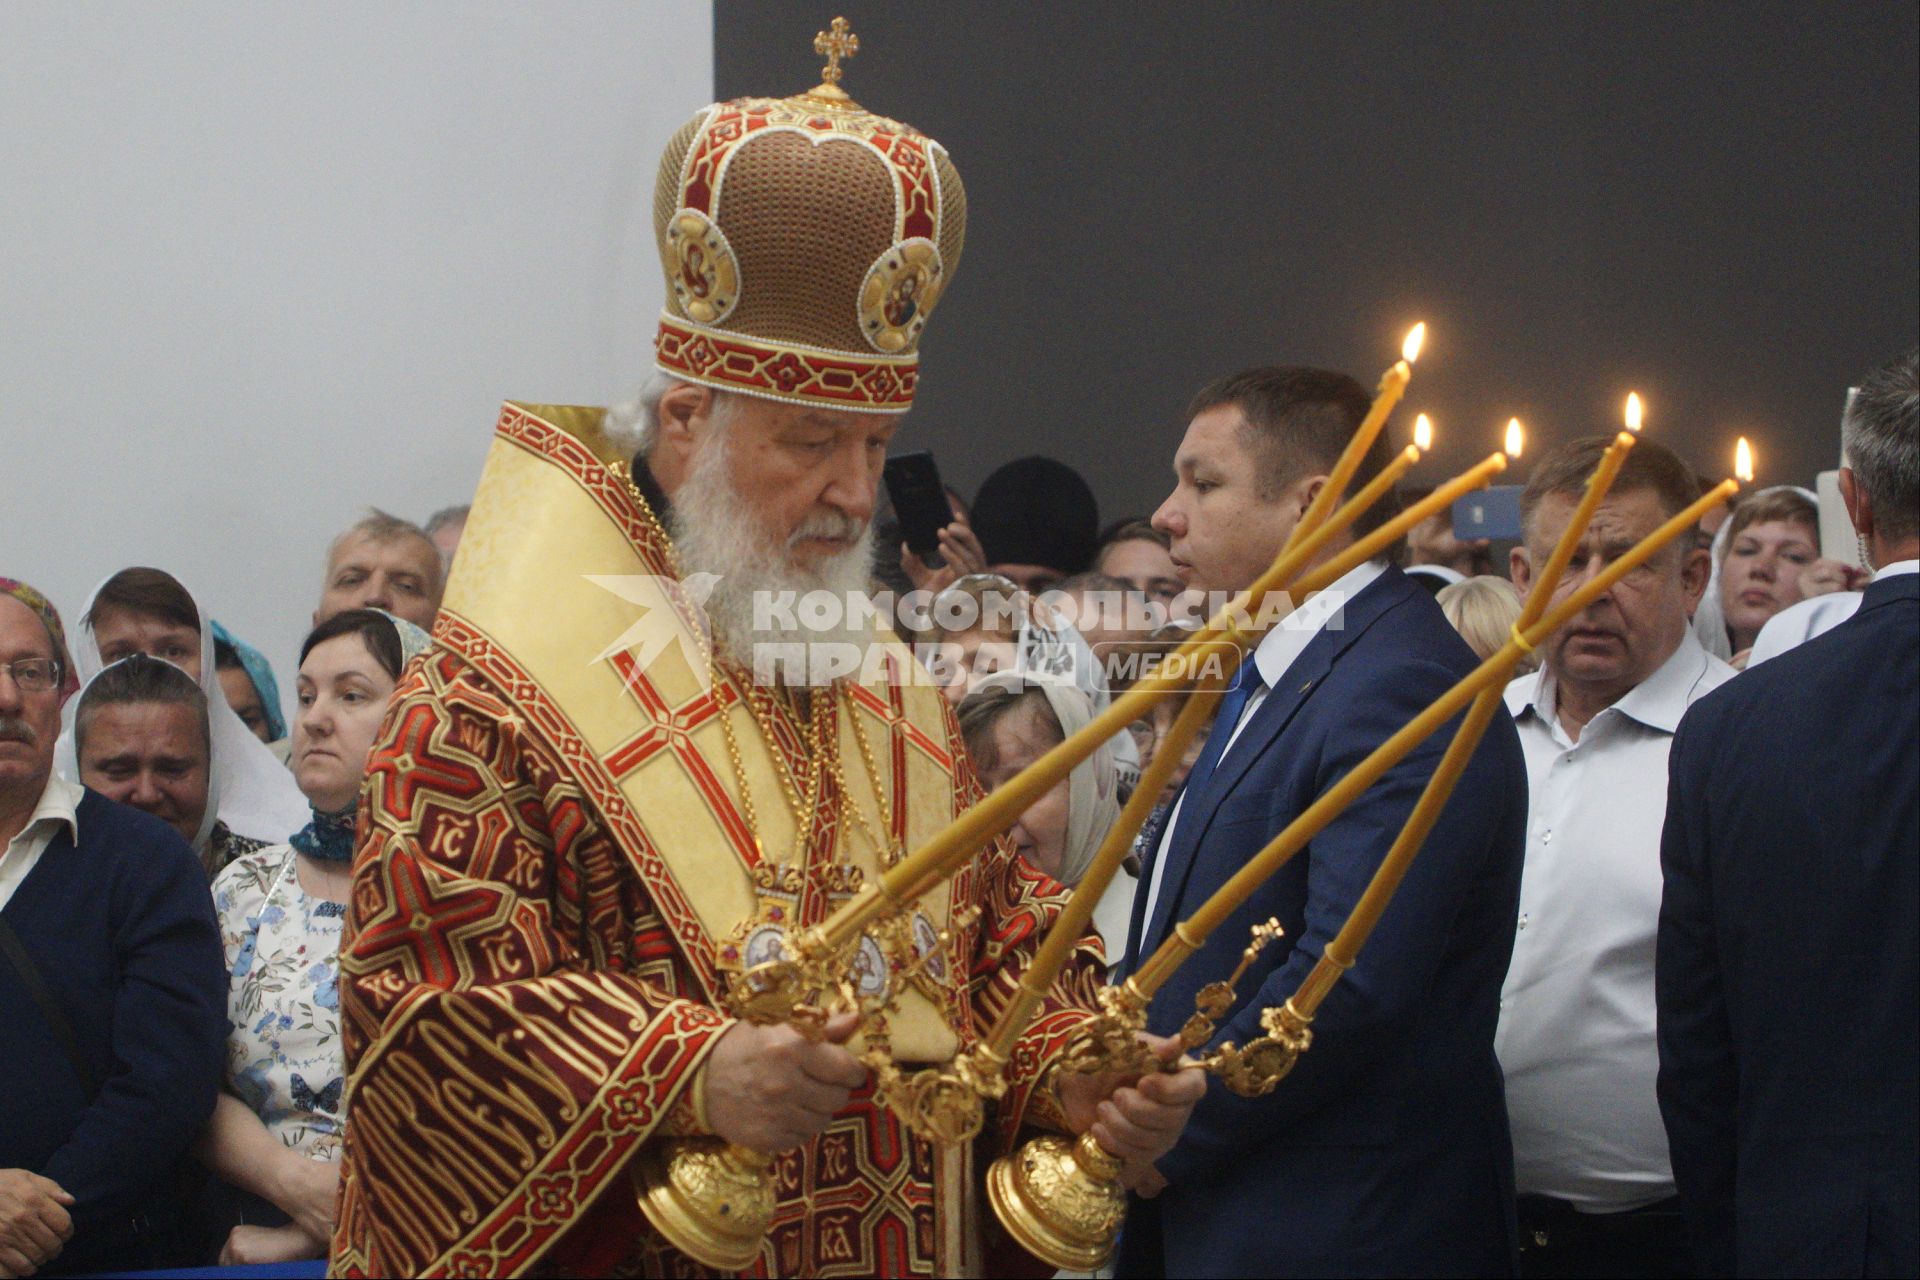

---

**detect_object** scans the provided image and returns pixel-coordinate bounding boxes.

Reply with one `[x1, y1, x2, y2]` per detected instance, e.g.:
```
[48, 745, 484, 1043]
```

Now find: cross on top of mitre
[814, 16, 858, 87]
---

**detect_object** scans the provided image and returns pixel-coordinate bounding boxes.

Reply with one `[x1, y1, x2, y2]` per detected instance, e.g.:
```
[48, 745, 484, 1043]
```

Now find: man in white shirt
[1500, 435, 1731, 1278]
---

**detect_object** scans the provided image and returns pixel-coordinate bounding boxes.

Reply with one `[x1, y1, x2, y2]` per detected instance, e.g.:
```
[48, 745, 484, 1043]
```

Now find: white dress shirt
[0, 771, 83, 913]
[1747, 558, 1918, 668]
[1138, 560, 1387, 934]
[1496, 632, 1734, 1210]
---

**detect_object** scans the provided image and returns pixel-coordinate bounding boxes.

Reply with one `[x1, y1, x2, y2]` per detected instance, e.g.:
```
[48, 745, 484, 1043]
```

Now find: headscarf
[1019, 592, 1143, 799]
[57, 571, 309, 845]
[289, 609, 432, 864]
[211, 619, 288, 742]
[973, 671, 1123, 887]
[1690, 484, 1818, 660]
[0, 577, 81, 705]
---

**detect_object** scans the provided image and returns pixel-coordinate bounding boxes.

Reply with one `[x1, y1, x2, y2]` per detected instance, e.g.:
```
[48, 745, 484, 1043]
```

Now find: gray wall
[4, 1, 711, 703]
[718, 1, 1918, 522]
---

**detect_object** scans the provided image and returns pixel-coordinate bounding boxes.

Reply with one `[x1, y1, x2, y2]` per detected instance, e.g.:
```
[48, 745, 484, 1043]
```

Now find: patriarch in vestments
[327, 28, 1201, 1279]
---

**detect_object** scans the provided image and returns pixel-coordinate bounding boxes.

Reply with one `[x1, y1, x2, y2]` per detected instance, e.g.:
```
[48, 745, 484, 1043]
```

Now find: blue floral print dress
[212, 843, 347, 1159]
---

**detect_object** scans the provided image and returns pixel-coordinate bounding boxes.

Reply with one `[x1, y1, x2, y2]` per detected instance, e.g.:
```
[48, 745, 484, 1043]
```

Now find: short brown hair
[1520, 435, 1700, 544]
[957, 681, 1063, 775]
[84, 567, 199, 634]
[1722, 488, 1817, 553]
[1185, 367, 1404, 543]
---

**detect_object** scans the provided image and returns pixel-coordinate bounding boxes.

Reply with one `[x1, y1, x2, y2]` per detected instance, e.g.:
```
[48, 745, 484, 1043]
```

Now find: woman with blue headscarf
[211, 620, 287, 748]
[196, 608, 430, 1267]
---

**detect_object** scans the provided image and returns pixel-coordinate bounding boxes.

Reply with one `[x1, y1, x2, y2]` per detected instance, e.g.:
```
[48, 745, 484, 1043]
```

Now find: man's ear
[1838, 467, 1874, 544]
[656, 382, 712, 452]
[1509, 544, 1533, 595]
[1679, 544, 1712, 611]
[1294, 474, 1327, 523]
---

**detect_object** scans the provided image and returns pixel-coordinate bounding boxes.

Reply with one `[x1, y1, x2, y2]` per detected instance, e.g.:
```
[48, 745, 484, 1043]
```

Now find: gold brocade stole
[435, 401, 969, 1062]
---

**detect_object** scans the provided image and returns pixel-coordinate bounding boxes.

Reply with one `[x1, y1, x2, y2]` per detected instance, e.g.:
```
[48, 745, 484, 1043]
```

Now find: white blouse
[212, 843, 347, 1160]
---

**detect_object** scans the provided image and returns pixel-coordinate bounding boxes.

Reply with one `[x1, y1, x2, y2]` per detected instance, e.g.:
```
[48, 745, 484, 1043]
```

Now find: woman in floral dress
[196, 609, 429, 1266]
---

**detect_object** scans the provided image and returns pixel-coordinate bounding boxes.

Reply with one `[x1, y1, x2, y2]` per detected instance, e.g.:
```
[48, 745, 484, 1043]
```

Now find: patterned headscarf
[211, 619, 288, 742]
[0, 577, 81, 705]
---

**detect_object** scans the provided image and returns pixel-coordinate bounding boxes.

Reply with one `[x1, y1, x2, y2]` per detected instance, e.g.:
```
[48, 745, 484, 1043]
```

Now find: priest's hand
[706, 1010, 869, 1153]
[1055, 1032, 1206, 1175]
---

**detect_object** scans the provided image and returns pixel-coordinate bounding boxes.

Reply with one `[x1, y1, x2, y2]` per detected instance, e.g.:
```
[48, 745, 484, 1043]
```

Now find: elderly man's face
[1513, 488, 1709, 700]
[663, 387, 898, 571]
[77, 701, 211, 845]
[0, 596, 63, 804]
[317, 532, 442, 629]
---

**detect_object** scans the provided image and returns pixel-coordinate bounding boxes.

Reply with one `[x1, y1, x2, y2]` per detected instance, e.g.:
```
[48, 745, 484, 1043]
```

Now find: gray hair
[1843, 348, 1919, 542]
[602, 372, 741, 457]
[423, 504, 469, 536]
[324, 508, 443, 596]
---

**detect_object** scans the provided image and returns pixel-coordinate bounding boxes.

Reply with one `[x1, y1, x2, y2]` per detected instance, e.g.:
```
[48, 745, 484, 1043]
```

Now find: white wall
[1, 1, 711, 716]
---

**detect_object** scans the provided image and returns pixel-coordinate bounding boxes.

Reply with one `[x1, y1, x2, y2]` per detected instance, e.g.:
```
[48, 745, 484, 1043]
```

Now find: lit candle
[1736, 436, 1755, 482]
[1290, 324, 1426, 542]
[979, 417, 1436, 1060]
[1293, 414, 1635, 1013]
[817, 447, 1505, 945]
[1132, 472, 1742, 994]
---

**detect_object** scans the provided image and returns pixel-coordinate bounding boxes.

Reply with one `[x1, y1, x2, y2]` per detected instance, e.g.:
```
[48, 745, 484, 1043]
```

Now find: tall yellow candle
[976, 429, 1434, 1056]
[1290, 324, 1425, 540]
[819, 450, 1504, 947]
[1132, 477, 1740, 995]
[1310, 419, 1637, 990]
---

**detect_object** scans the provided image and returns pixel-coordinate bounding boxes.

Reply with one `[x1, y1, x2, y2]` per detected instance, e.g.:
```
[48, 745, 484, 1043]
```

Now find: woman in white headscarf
[57, 567, 309, 850]
[1690, 485, 1863, 664]
[957, 672, 1130, 950]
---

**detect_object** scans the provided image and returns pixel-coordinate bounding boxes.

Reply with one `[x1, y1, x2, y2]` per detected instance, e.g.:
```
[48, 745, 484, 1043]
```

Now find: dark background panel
[716, 1, 1918, 522]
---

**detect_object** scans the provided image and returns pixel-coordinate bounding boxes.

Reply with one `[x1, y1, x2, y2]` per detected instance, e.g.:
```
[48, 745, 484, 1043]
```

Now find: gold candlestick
[1079, 476, 1742, 1103]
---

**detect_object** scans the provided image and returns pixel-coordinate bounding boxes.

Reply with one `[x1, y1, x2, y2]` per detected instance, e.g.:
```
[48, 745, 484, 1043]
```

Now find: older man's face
[713, 397, 899, 570]
[317, 532, 443, 629]
[1514, 488, 1709, 699]
[0, 596, 64, 804]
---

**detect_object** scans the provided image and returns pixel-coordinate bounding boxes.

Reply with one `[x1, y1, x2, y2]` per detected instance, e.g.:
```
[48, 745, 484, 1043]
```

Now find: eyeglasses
[0, 658, 62, 694]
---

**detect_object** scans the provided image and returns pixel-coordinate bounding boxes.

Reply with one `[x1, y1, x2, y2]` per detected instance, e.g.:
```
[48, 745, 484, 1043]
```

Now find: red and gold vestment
[327, 404, 1101, 1278]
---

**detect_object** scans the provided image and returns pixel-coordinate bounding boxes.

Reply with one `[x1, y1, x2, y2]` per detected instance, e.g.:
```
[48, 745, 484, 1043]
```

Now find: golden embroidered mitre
[651, 17, 966, 412]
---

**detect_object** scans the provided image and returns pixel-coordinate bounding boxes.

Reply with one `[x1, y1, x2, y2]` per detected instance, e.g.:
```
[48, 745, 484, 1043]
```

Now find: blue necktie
[1124, 664, 1268, 971]
[1178, 665, 1267, 803]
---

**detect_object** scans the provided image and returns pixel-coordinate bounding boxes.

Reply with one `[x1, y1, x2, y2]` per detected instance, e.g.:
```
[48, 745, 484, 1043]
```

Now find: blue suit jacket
[1118, 566, 1527, 1277]
[1657, 572, 1919, 1277]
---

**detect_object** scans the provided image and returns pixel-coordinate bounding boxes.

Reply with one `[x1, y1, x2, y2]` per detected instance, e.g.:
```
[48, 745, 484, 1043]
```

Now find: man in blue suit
[1117, 367, 1529, 1276]
[1658, 348, 1919, 1278]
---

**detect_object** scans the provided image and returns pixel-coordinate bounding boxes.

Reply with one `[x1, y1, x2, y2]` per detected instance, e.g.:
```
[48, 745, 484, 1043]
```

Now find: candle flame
[1402, 322, 1427, 364]
[1735, 437, 1755, 482]
[1624, 392, 1644, 433]
[1505, 417, 1525, 459]
[1413, 414, 1433, 451]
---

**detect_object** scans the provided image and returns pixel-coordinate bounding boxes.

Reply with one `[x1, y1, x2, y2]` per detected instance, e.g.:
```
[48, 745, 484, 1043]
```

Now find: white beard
[666, 429, 879, 685]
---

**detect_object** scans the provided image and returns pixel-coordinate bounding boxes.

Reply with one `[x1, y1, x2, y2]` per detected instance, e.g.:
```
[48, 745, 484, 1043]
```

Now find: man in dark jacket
[0, 580, 226, 1277]
[1119, 369, 1528, 1276]
[1658, 348, 1920, 1278]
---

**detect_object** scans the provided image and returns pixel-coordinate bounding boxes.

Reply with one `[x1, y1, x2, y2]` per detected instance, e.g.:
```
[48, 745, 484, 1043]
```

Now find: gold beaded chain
[837, 693, 901, 866]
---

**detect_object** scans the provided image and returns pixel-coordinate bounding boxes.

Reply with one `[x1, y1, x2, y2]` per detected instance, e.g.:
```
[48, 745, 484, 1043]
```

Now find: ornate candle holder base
[634, 1137, 777, 1272]
[987, 1132, 1127, 1271]
[1189, 998, 1315, 1097]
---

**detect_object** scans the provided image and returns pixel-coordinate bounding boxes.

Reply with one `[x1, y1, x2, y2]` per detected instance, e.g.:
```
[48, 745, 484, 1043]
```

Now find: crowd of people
[2, 345, 1911, 1278]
